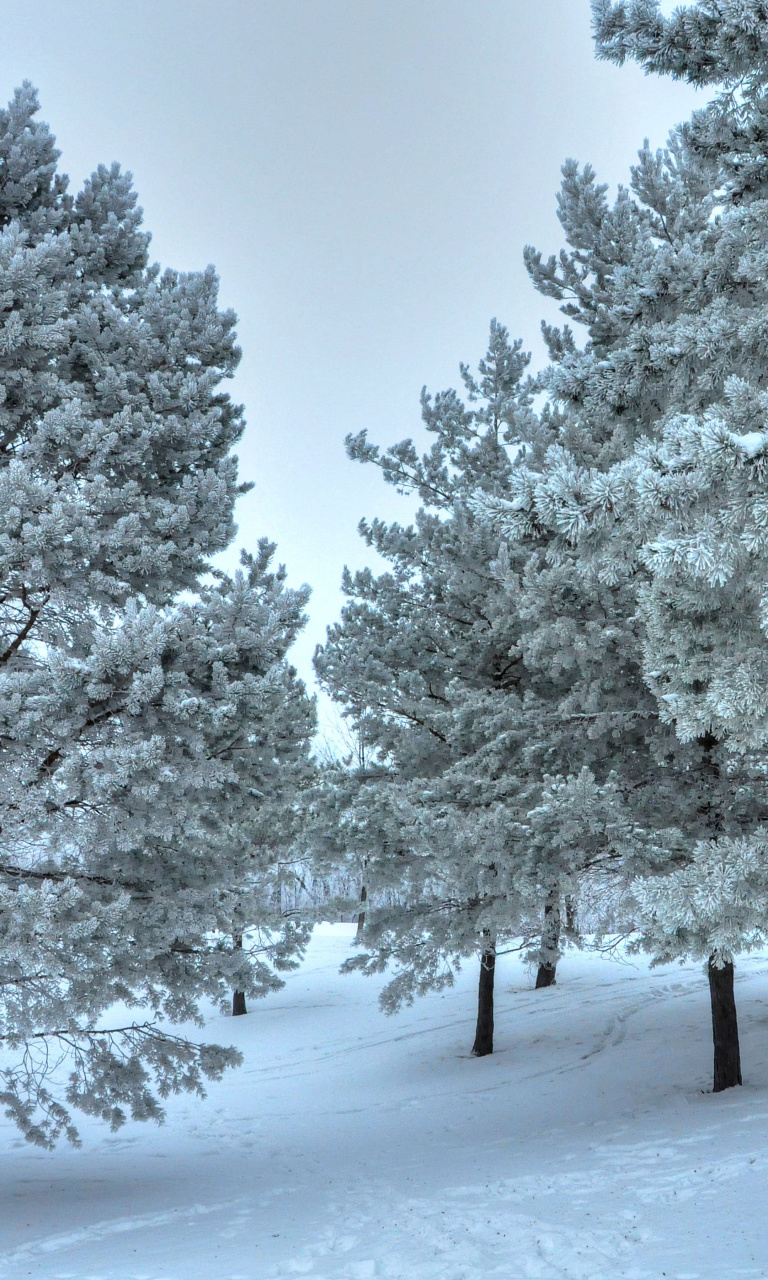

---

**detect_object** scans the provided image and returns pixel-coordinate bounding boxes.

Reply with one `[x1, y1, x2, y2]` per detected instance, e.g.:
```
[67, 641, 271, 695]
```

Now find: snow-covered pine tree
[588, 0, 768, 1091]
[0, 85, 315, 1144]
[314, 322, 535, 1055]
[307, 717, 380, 938]
[488, 1, 768, 1090]
[315, 320, 673, 1054]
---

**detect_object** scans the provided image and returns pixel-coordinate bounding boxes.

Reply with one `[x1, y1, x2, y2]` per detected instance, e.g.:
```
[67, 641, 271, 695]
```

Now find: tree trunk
[232, 932, 247, 1017]
[695, 740, 742, 1090]
[535, 889, 561, 989]
[565, 894, 577, 935]
[472, 945, 495, 1057]
[708, 955, 742, 1092]
[356, 884, 367, 938]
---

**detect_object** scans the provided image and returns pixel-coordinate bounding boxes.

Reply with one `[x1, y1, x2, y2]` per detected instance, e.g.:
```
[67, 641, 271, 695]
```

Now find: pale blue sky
[0, 1, 699, 726]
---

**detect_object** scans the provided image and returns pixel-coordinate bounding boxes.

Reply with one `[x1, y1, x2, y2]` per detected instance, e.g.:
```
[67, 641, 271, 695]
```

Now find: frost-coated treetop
[513, 3, 768, 752]
[592, 1, 768, 88]
[0, 82, 245, 609]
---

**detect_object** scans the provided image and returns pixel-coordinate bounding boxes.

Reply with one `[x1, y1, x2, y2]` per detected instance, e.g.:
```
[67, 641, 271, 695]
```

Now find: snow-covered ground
[2, 925, 768, 1279]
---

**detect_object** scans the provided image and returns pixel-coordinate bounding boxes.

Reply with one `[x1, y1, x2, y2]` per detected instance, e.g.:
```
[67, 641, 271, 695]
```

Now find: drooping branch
[0, 587, 49, 665]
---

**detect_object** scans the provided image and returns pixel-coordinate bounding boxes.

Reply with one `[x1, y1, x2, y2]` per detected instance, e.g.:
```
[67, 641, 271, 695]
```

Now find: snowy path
[2, 926, 768, 1279]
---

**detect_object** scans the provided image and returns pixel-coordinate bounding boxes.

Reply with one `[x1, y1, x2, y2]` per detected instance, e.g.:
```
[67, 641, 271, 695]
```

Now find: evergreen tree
[0, 85, 315, 1144]
[315, 321, 671, 1053]
[490, 1, 768, 1090]
[314, 322, 534, 1054]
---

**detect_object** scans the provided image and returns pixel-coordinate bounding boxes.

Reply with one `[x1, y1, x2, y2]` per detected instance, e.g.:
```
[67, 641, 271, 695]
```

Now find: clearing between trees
[0, 924, 766, 1280]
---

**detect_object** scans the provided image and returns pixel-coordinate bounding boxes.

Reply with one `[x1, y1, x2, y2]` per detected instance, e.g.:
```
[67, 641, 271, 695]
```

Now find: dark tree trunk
[535, 889, 561, 989]
[565, 894, 577, 935]
[695, 739, 741, 1092]
[232, 932, 247, 1017]
[356, 884, 367, 938]
[708, 955, 742, 1092]
[472, 945, 495, 1057]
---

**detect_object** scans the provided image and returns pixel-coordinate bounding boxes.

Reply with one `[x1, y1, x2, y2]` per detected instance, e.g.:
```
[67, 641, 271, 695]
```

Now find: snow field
[2, 924, 768, 1279]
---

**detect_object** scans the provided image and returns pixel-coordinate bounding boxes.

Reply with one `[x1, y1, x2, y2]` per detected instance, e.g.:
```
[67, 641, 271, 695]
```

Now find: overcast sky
[0, 0, 699, 729]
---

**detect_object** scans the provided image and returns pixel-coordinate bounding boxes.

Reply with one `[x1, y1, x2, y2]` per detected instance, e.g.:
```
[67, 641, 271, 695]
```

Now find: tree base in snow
[535, 963, 557, 989]
[708, 957, 741, 1092]
[472, 949, 495, 1056]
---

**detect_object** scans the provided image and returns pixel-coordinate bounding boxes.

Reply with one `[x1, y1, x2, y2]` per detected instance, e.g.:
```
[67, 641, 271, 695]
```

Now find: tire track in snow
[0, 1198, 247, 1276]
[242, 974, 695, 1086]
